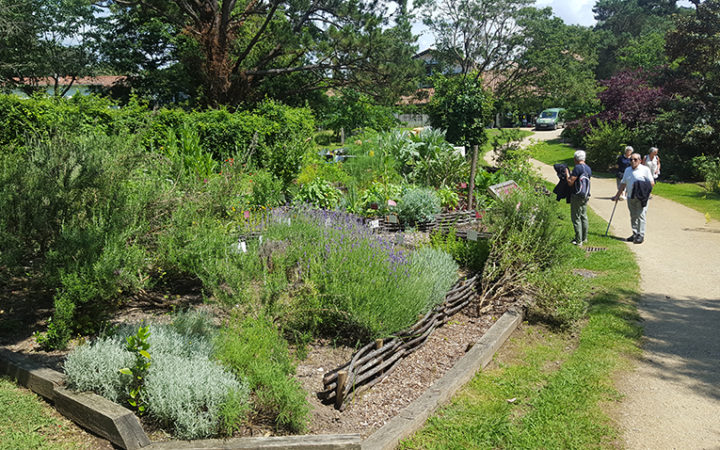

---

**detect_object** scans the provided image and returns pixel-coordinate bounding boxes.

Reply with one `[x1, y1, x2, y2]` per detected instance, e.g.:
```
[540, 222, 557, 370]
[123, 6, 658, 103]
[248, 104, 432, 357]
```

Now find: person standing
[565, 150, 592, 246]
[612, 153, 655, 244]
[643, 147, 661, 181]
[616, 146, 633, 200]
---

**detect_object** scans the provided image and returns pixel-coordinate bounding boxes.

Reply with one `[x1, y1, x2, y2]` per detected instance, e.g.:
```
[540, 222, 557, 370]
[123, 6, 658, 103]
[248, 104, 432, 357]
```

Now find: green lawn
[0, 377, 92, 449]
[528, 139, 720, 221]
[652, 182, 720, 222]
[401, 202, 642, 449]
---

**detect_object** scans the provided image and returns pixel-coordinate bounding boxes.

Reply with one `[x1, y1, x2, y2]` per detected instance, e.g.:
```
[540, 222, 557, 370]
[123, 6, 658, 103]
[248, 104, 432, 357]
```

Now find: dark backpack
[575, 171, 591, 199]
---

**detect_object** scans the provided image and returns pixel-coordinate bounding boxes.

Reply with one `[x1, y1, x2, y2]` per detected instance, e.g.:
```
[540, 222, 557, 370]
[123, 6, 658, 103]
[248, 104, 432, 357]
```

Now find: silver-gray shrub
[64, 320, 249, 439]
[143, 352, 249, 439]
[64, 336, 134, 402]
[411, 247, 459, 310]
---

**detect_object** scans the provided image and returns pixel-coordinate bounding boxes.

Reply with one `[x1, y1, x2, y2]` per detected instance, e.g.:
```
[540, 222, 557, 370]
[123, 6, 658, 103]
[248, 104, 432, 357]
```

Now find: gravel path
[494, 129, 720, 449]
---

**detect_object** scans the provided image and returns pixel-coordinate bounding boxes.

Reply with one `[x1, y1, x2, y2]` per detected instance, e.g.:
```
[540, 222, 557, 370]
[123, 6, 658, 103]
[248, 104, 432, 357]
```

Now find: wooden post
[375, 339, 383, 350]
[340, 127, 345, 145]
[335, 370, 348, 409]
[468, 144, 479, 210]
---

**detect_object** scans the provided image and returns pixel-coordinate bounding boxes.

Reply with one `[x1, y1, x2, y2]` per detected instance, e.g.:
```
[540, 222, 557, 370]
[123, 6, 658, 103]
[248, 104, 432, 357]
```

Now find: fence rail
[318, 273, 479, 410]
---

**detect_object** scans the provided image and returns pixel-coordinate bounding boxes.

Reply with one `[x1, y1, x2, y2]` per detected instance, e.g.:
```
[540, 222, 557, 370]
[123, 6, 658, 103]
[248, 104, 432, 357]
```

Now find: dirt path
[488, 130, 720, 449]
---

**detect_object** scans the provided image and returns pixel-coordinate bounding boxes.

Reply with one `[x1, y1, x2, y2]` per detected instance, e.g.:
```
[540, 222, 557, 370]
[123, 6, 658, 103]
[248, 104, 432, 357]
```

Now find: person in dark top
[565, 150, 592, 246]
[616, 146, 633, 200]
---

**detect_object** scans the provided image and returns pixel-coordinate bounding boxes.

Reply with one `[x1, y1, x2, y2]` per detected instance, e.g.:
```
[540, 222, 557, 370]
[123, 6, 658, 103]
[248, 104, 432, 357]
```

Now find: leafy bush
[396, 186, 441, 225]
[215, 314, 309, 433]
[357, 181, 402, 217]
[436, 186, 459, 210]
[527, 267, 586, 329]
[409, 247, 460, 309]
[295, 179, 342, 210]
[584, 119, 634, 171]
[246, 169, 286, 209]
[321, 89, 399, 135]
[258, 207, 459, 339]
[691, 155, 720, 193]
[429, 228, 490, 273]
[479, 191, 565, 306]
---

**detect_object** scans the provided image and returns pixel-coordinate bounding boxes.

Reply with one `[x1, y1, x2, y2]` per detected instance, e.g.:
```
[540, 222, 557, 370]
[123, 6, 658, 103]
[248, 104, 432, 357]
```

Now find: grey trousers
[570, 194, 589, 242]
[627, 198, 648, 237]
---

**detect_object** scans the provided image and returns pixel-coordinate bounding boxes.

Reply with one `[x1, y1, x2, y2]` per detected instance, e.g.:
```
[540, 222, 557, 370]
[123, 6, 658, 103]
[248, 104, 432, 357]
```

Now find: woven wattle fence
[318, 273, 479, 410]
[375, 210, 481, 233]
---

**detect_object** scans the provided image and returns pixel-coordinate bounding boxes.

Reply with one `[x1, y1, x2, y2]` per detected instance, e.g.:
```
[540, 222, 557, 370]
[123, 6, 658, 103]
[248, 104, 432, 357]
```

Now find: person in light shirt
[612, 153, 655, 244]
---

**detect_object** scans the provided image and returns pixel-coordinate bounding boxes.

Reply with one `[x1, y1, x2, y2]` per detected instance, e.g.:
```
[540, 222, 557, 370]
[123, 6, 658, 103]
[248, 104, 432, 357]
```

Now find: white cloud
[536, 0, 597, 27]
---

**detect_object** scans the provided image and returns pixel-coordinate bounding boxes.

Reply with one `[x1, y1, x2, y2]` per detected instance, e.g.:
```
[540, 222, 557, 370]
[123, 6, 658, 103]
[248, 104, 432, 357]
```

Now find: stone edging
[0, 309, 521, 450]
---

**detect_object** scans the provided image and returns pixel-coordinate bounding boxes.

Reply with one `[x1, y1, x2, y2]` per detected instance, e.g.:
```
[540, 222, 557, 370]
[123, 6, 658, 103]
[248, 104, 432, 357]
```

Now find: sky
[535, 0, 597, 27]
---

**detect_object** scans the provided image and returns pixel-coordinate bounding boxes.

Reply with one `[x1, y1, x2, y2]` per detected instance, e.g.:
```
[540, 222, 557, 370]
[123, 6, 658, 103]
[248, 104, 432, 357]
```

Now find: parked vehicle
[535, 108, 566, 130]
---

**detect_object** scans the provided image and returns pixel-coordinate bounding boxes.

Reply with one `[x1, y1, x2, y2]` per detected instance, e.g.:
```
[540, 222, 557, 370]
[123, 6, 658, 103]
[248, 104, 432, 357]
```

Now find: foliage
[65, 320, 249, 440]
[409, 247, 461, 309]
[322, 89, 400, 136]
[597, 69, 666, 128]
[64, 336, 134, 402]
[436, 185, 460, 210]
[479, 190, 565, 305]
[692, 155, 720, 194]
[357, 181, 402, 217]
[427, 73, 494, 147]
[396, 186, 441, 224]
[421, 0, 534, 77]
[215, 314, 309, 433]
[528, 267, 586, 328]
[429, 228, 490, 273]
[583, 119, 634, 171]
[245, 169, 286, 210]
[118, 326, 152, 415]
[253, 207, 459, 339]
[98, 0, 421, 107]
[295, 179, 342, 210]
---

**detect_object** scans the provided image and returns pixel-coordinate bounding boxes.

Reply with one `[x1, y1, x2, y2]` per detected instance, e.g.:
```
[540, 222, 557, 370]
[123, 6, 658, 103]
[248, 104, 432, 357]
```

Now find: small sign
[259, 235, 263, 245]
[488, 180, 520, 199]
[287, 218, 291, 225]
[325, 218, 332, 227]
[369, 219, 380, 229]
[467, 230, 479, 241]
[237, 240, 247, 253]
[243, 210, 250, 219]
[387, 199, 397, 207]
[460, 182, 467, 189]
[475, 211, 482, 219]
[370, 202, 379, 210]
[386, 214, 399, 224]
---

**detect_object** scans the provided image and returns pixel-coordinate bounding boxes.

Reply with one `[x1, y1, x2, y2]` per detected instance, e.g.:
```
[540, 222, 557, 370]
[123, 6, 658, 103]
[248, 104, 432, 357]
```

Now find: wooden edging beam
[361, 309, 523, 450]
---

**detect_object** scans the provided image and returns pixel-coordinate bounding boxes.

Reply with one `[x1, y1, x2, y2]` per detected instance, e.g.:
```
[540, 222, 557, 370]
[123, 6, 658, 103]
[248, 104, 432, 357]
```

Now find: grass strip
[0, 376, 94, 449]
[528, 138, 720, 221]
[401, 200, 642, 449]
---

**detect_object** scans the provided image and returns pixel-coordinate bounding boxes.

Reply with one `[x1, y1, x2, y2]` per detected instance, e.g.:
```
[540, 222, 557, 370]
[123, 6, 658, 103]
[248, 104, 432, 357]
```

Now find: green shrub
[246, 169, 286, 209]
[215, 314, 309, 433]
[527, 267, 586, 329]
[436, 186, 459, 210]
[691, 155, 720, 193]
[584, 119, 633, 171]
[429, 228, 489, 273]
[396, 186, 441, 225]
[295, 179, 342, 210]
[409, 247, 460, 309]
[480, 191, 565, 305]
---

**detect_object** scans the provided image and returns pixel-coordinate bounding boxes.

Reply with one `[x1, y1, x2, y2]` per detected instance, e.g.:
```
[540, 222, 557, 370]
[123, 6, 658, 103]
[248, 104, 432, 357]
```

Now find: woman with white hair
[643, 147, 660, 181]
[616, 146, 633, 200]
[565, 150, 592, 246]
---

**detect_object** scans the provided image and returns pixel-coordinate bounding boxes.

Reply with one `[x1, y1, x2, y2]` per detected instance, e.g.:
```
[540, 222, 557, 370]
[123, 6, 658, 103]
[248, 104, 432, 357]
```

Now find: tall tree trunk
[468, 144, 478, 210]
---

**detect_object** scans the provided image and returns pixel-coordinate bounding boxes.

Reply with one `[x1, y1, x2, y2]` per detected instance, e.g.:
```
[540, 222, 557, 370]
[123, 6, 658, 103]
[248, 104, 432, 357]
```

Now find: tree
[506, 9, 600, 117]
[421, 0, 534, 79]
[427, 73, 493, 209]
[99, 0, 422, 107]
[0, 0, 101, 96]
[593, 0, 679, 78]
